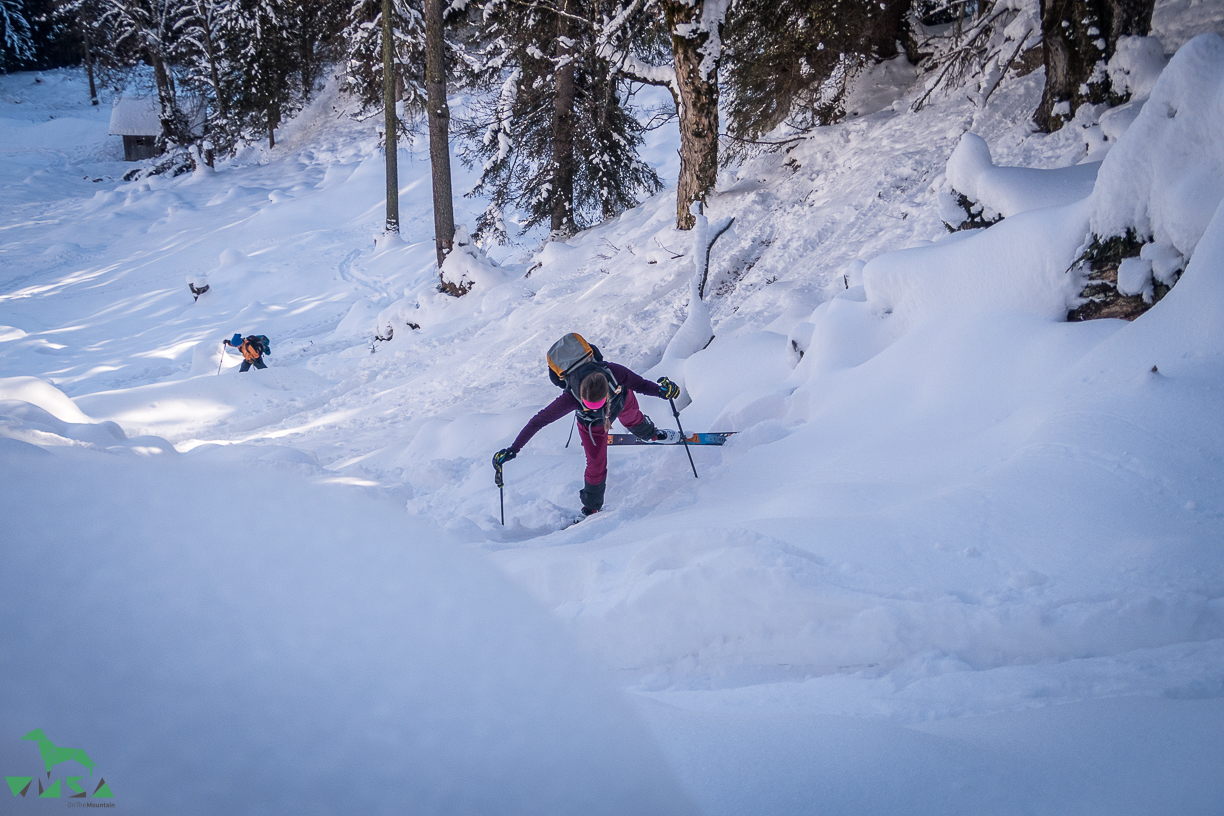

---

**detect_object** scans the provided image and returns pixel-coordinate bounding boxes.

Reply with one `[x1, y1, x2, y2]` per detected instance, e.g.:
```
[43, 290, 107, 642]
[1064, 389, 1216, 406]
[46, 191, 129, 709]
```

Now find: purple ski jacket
[510, 363, 664, 453]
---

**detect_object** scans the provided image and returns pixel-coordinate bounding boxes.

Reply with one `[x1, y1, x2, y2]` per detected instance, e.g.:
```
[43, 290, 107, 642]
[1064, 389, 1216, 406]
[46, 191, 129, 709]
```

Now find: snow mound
[438, 225, 513, 294]
[946, 132, 1100, 217]
[1090, 32, 1224, 256]
[0, 375, 94, 423]
[0, 456, 697, 815]
[1107, 35, 1170, 100]
[860, 200, 1089, 330]
[0, 379, 178, 456]
[77, 366, 334, 442]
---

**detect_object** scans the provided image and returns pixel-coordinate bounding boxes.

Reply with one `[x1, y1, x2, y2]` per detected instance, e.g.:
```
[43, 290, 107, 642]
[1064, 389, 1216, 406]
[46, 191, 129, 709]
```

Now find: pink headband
[582, 397, 607, 410]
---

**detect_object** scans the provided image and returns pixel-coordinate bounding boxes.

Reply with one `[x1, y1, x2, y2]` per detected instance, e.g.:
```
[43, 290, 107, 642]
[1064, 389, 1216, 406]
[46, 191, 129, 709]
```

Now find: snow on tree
[175, 0, 241, 150]
[0, 0, 36, 70]
[228, 0, 295, 147]
[657, 0, 726, 229]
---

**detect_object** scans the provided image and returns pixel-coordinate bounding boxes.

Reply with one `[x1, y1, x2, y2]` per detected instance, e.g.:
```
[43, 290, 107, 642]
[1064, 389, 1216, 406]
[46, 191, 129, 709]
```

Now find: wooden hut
[109, 97, 206, 162]
[109, 96, 163, 161]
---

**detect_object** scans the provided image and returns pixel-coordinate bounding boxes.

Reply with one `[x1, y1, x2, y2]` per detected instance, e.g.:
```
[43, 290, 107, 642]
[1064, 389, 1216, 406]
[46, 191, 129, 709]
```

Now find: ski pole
[494, 461, 505, 525]
[669, 397, 698, 479]
[565, 416, 575, 448]
[216, 342, 225, 375]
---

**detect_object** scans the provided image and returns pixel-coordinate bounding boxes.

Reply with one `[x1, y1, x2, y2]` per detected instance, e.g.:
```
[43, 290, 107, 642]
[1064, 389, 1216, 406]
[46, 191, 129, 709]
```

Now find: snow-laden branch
[1, 0, 36, 62]
[595, 0, 679, 98]
[596, 40, 678, 98]
[912, 0, 1041, 112]
[482, 67, 520, 171]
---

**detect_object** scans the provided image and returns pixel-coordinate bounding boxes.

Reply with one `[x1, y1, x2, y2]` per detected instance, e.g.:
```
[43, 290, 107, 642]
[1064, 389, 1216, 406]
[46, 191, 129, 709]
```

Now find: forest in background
[1, 0, 1157, 242]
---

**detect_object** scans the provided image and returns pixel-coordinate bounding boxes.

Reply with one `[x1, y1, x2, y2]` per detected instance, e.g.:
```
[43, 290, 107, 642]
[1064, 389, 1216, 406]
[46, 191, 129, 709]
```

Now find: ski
[607, 432, 734, 446]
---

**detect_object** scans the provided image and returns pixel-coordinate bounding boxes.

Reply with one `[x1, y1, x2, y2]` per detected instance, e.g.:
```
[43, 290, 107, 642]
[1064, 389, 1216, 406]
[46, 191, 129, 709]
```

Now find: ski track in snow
[4, 15, 1224, 812]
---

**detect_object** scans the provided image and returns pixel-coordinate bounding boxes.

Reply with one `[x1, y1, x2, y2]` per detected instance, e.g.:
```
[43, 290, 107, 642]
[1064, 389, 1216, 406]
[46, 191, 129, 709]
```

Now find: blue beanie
[230, 333, 242, 346]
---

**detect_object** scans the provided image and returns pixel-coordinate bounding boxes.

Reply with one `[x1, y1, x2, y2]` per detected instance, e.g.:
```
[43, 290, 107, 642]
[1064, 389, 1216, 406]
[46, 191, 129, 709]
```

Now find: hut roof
[109, 96, 162, 136]
[108, 96, 207, 137]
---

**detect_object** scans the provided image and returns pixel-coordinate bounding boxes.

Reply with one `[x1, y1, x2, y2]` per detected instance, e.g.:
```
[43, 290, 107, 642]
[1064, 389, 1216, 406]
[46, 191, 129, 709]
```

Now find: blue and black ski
[607, 432, 734, 446]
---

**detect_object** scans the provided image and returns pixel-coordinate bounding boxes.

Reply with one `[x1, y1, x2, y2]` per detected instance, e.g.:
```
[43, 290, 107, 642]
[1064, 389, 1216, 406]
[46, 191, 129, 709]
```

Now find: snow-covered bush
[1070, 33, 1224, 319]
[438, 225, 513, 297]
[1089, 34, 1224, 260]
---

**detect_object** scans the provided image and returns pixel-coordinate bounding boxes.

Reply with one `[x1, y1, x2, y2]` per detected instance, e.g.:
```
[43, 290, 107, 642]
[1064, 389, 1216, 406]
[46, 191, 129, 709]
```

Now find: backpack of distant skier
[546, 333, 624, 425]
[252, 335, 271, 356]
[242, 335, 271, 360]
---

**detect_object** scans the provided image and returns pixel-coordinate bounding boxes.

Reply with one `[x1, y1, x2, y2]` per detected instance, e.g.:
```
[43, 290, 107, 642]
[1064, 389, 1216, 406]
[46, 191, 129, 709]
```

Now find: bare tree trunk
[869, 0, 913, 60]
[551, 0, 577, 236]
[202, 25, 227, 118]
[150, 50, 181, 143]
[663, 0, 721, 231]
[425, 0, 454, 263]
[594, 73, 619, 221]
[301, 38, 314, 97]
[381, 0, 399, 233]
[83, 29, 98, 105]
[1035, 0, 1154, 131]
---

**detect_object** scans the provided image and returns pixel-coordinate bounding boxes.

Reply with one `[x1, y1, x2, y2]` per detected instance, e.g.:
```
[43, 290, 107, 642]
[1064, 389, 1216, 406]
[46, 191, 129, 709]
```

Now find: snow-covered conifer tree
[596, 0, 727, 230]
[227, 0, 298, 147]
[176, 0, 240, 148]
[341, 0, 426, 128]
[722, 0, 913, 159]
[461, 0, 660, 243]
[0, 0, 36, 70]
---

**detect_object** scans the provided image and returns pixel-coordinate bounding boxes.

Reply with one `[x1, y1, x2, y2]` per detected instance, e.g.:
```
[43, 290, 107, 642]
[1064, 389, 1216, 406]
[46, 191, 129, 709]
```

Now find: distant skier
[493, 333, 681, 517]
[223, 333, 271, 372]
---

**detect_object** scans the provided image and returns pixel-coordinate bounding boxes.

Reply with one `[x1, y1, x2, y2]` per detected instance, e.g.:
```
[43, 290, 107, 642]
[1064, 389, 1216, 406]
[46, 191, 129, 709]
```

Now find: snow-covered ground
[4, 10, 1224, 813]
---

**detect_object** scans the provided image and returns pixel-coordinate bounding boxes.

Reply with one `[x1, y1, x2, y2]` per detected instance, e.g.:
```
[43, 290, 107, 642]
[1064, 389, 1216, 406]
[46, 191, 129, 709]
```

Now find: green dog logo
[5, 729, 113, 799]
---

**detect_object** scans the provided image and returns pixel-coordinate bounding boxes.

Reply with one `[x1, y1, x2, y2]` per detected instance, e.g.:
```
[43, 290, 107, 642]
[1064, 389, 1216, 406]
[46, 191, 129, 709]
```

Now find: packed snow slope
[4, 17, 1224, 816]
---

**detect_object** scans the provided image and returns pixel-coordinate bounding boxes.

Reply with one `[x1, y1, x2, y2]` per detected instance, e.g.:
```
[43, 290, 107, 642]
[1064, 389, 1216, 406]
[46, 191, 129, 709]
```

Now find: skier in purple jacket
[493, 333, 681, 516]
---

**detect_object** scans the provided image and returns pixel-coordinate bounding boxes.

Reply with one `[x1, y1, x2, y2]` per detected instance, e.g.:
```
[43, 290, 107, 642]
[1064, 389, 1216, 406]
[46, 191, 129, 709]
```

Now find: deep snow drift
[0, 451, 696, 815]
[3, 14, 1224, 816]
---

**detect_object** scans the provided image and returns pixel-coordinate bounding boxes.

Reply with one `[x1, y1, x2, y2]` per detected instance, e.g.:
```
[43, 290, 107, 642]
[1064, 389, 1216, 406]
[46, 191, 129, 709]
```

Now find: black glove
[657, 376, 680, 400]
[493, 448, 517, 467]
